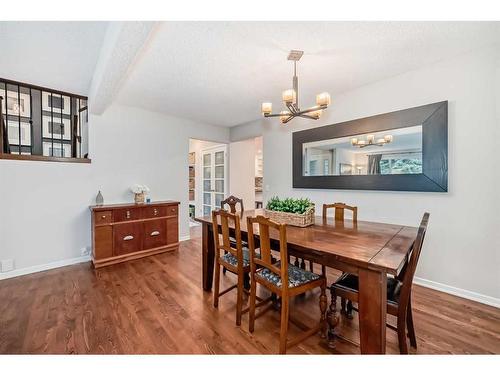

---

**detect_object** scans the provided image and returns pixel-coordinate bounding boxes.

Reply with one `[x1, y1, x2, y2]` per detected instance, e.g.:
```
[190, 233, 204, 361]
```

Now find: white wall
[229, 138, 256, 210]
[0, 104, 229, 275]
[231, 46, 500, 302]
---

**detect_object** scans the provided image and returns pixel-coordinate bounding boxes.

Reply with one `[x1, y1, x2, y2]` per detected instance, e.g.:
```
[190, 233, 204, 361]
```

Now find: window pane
[203, 193, 211, 205]
[203, 205, 211, 216]
[203, 166, 211, 179]
[215, 180, 224, 193]
[215, 151, 224, 165]
[203, 180, 212, 192]
[215, 165, 224, 178]
[215, 194, 224, 207]
[203, 153, 211, 166]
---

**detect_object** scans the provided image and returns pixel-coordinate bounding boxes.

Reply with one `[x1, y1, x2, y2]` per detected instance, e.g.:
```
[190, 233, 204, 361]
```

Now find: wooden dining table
[195, 209, 418, 354]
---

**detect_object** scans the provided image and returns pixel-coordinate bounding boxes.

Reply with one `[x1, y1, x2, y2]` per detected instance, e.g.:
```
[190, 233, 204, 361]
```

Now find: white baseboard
[414, 277, 500, 308]
[179, 235, 190, 242]
[0, 255, 91, 281]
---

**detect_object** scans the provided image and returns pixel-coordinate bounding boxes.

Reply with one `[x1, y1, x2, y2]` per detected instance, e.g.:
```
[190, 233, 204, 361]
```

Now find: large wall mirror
[293, 101, 447, 192]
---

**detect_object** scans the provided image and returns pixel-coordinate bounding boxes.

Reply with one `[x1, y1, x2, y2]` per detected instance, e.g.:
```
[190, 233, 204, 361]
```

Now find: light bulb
[279, 111, 290, 124]
[261, 102, 272, 115]
[316, 92, 331, 106]
[282, 89, 296, 104]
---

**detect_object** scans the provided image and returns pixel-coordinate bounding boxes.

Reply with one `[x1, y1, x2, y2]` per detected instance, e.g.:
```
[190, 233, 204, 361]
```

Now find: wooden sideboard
[90, 201, 180, 268]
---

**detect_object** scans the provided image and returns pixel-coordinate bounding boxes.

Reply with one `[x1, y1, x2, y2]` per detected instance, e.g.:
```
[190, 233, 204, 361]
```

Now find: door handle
[150, 231, 160, 236]
[123, 235, 134, 241]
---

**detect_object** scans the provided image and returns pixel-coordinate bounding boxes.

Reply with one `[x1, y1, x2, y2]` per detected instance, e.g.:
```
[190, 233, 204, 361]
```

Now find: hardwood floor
[1, 226, 499, 354]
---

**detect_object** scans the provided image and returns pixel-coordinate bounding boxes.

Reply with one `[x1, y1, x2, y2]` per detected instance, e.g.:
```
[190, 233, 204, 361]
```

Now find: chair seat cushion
[256, 261, 321, 288]
[220, 248, 257, 268]
[331, 273, 402, 304]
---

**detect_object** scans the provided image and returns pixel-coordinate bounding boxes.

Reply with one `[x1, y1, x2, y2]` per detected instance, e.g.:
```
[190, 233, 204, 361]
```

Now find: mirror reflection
[302, 125, 422, 176]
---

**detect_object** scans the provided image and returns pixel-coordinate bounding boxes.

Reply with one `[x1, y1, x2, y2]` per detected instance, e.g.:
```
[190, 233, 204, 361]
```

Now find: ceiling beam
[88, 21, 159, 115]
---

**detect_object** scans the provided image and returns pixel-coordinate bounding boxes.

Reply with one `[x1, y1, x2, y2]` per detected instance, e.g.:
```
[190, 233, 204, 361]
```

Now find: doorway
[188, 139, 228, 225]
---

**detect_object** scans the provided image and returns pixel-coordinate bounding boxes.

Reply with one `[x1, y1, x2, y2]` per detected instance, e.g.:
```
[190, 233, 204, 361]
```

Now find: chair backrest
[322, 202, 358, 222]
[398, 213, 430, 306]
[211, 209, 244, 269]
[221, 195, 244, 214]
[247, 215, 289, 290]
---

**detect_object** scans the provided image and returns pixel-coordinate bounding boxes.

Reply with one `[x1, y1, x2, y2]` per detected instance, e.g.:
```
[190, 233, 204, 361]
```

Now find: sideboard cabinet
[90, 201, 180, 268]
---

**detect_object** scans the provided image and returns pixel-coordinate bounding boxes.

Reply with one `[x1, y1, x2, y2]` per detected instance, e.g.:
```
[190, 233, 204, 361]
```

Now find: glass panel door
[201, 145, 227, 216]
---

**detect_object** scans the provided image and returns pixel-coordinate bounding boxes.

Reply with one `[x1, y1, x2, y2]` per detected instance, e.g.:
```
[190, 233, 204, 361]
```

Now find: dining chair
[322, 202, 358, 222]
[221, 195, 244, 214]
[220, 195, 246, 276]
[328, 212, 430, 354]
[247, 215, 328, 354]
[212, 209, 252, 326]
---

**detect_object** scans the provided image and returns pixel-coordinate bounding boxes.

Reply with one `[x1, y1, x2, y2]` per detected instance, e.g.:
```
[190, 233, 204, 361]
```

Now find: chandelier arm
[286, 102, 298, 114]
[298, 114, 317, 120]
[296, 104, 327, 116]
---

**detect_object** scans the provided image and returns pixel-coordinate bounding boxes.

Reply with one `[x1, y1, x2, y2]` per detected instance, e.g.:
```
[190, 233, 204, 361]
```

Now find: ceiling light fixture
[261, 50, 331, 124]
[351, 134, 393, 148]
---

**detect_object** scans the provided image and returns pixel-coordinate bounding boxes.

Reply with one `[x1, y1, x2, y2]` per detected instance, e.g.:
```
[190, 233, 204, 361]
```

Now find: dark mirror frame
[292, 101, 448, 192]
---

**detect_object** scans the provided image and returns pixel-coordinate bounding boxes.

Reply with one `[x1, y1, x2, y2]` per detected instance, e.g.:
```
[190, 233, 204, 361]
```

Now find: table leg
[358, 268, 387, 354]
[202, 222, 215, 291]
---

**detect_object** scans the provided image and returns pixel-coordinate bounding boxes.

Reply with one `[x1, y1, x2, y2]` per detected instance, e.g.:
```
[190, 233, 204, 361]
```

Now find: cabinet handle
[126, 210, 131, 219]
[153, 209, 158, 215]
[123, 235, 134, 241]
[101, 215, 107, 219]
[150, 231, 160, 236]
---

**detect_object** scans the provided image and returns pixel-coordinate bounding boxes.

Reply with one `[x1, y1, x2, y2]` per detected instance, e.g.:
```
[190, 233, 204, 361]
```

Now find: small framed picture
[7, 119, 31, 146]
[43, 141, 71, 158]
[42, 92, 71, 115]
[42, 114, 71, 140]
[339, 163, 353, 175]
[1, 90, 31, 117]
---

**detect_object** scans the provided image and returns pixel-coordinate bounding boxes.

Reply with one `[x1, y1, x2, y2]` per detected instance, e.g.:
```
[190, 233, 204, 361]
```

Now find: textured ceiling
[116, 21, 500, 127]
[0, 21, 108, 94]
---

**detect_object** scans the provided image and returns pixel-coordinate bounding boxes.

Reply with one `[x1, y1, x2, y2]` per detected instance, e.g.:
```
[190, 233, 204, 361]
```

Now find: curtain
[368, 154, 383, 175]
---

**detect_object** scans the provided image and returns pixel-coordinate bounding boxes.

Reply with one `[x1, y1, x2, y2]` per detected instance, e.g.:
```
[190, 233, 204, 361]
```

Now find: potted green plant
[265, 196, 315, 227]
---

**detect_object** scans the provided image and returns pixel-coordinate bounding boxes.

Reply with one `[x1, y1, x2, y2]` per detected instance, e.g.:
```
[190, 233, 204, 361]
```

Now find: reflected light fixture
[261, 50, 331, 124]
[351, 134, 393, 148]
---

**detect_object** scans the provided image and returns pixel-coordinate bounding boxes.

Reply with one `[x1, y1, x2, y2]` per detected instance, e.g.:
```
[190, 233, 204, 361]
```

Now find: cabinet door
[94, 225, 113, 260]
[166, 216, 179, 245]
[114, 222, 143, 256]
[143, 219, 168, 250]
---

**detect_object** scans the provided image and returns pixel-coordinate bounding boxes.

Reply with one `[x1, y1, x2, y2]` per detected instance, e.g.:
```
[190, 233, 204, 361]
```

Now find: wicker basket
[264, 206, 315, 227]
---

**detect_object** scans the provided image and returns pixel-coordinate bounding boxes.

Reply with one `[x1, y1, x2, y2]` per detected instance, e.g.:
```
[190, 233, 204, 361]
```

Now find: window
[0, 78, 89, 163]
[379, 152, 422, 175]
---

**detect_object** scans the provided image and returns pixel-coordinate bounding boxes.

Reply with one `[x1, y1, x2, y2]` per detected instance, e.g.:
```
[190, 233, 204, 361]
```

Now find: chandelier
[261, 50, 331, 124]
[351, 134, 393, 148]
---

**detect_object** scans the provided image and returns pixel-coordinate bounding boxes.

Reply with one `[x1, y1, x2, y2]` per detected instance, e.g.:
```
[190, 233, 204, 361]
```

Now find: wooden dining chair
[328, 212, 430, 354]
[212, 209, 251, 326]
[247, 215, 328, 354]
[221, 195, 244, 214]
[322, 202, 358, 222]
[220, 195, 246, 275]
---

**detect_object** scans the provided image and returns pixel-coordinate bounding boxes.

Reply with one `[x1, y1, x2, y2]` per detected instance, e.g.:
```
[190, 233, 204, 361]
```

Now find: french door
[202, 145, 228, 216]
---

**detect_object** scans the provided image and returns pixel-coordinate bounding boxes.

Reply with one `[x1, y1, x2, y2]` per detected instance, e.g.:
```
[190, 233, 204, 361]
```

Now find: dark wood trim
[0, 153, 91, 163]
[90, 201, 180, 211]
[0, 77, 88, 100]
[292, 101, 448, 192]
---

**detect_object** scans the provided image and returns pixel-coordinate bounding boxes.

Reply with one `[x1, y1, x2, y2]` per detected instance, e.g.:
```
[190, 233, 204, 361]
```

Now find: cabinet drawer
[143, 205, 167, 219]
[143, 219, 168, 250]
[166, 205, 178, 216]
[95, 210, 112, 225]
[113, 222, 143, 256]
[114, 207, 141, 222]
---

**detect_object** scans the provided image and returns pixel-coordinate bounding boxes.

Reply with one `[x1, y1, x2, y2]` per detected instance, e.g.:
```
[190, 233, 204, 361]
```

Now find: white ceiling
[116, 21, 500, 127]
[0, 21, 108, 94]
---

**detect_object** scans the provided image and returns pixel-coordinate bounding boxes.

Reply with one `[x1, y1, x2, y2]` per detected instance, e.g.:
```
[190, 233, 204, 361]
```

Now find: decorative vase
[96, 190, 104, 206]
[134, 192, 145, 204]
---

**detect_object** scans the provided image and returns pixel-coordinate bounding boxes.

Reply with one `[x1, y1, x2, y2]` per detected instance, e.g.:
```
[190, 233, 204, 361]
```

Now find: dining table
[194, 209, 418, 354]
